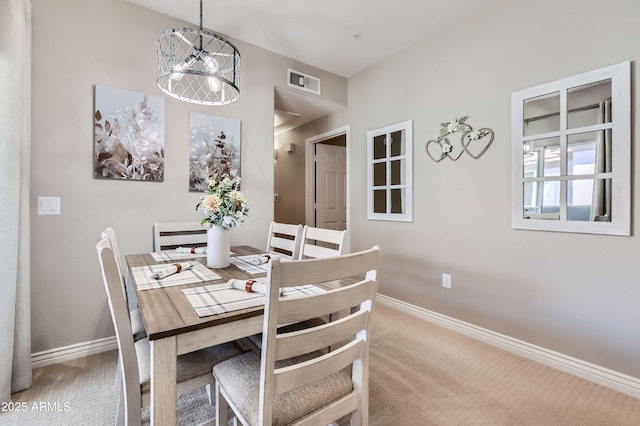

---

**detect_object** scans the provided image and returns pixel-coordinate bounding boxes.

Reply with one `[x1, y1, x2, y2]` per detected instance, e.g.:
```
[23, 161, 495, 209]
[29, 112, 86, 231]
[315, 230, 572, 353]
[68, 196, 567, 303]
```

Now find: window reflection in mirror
[523, 92, 560, 136]
[567, 80, 611, 129]
[512, 61, 630, 235]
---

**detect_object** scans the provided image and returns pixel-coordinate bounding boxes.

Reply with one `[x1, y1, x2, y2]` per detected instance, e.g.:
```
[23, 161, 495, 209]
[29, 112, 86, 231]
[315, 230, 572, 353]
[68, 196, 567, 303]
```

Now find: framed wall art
[94, 85, 165, 181]
[189, 112, 241, 191]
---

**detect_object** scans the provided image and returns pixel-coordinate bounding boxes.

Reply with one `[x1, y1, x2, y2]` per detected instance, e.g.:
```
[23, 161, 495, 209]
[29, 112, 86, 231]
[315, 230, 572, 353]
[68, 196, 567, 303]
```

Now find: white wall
[343, 0, 640, 377]
[29, 0, 346, 353]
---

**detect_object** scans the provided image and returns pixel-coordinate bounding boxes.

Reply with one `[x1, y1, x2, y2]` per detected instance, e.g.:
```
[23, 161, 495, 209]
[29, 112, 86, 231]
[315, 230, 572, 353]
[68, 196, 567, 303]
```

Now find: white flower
[202, 194, 222, 213]
[229, 190, 245, 204]
[468, 129, 489, 140]
[442, 143, 452, 153]
[440, 115, 470, 136]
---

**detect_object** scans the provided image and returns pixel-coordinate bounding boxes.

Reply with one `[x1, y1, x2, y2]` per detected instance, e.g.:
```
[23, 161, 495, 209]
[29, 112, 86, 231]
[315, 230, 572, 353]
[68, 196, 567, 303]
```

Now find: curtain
[590, 100, 612, 221]
[0, 0, 32, 403]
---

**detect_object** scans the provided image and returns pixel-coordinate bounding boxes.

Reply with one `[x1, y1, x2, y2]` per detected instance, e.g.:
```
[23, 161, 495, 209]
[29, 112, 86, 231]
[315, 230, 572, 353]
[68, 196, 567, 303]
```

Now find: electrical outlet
[442, 273, 452, 289]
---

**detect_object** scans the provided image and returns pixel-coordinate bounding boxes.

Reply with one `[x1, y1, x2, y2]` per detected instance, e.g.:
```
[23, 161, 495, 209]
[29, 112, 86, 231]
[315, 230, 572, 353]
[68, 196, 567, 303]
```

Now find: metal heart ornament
[424, 136, 464, 163]
[461, 128, 494, 160]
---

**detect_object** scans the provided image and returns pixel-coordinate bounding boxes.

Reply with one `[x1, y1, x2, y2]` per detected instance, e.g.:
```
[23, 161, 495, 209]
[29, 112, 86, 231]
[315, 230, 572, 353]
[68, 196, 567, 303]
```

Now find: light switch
[38, 196, 61, 215]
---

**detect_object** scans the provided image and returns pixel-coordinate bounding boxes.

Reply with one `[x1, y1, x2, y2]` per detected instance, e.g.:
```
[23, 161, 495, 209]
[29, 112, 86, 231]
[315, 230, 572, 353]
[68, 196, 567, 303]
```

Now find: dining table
[125, 245, 274, 426]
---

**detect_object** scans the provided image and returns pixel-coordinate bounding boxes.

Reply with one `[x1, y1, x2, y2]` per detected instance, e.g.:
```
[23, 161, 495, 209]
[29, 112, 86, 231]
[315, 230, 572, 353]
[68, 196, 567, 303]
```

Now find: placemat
[131, 261, 221, 291]
[150, 250, 207, 262]
[229, 256, 268, 275]
[183, 283, 326, 317]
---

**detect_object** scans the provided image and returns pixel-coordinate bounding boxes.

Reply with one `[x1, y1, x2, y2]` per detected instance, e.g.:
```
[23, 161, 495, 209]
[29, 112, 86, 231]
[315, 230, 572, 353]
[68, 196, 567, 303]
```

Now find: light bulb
[202, 55, 221, 92]
[170, 55, 196, 81]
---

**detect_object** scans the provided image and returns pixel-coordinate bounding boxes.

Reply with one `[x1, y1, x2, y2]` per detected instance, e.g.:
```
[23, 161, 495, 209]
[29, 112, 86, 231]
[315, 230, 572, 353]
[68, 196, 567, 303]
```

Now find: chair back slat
[278, 279, 373, 325]
[265, 222, 303, 259]
[272, 339, 364, 395]
[299, 226, 349, 259]
[153, 221, 209, 252]
[275, 309, 369, 360]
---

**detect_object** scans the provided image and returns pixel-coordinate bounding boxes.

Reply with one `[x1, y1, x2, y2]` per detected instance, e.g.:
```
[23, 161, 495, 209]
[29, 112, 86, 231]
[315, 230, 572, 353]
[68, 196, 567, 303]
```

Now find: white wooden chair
[213, 246, 381, 426]
[265, 221, 303, 259]
[101, 227, 146, 342]
[153, 221, 209, 252]
[298, 226, 349, 259]
[96, 236, 244, 425]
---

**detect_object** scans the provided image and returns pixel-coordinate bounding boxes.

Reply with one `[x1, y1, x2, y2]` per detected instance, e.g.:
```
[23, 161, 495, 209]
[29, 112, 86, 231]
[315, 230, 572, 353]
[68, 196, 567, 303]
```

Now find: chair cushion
[213, 351, 353, 426]
[129, 308, 147, 342]
[247, 317, 328, 349]
[135, 338, 244, 394]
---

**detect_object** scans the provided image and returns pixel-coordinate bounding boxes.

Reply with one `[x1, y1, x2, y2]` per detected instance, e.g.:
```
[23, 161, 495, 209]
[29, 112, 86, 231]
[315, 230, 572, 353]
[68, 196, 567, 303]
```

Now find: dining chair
[298, 225, 349, 259]
[265, 221, 303, 259]
[213, 245, 381, 426]
[101, 227, 146, 342]
[153, 221, 209, 252]
[96, 236, 245, 425]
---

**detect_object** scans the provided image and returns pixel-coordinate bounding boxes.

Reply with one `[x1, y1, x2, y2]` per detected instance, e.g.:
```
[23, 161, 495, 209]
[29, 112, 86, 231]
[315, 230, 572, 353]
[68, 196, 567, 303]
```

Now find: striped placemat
[150, 250, 207, 262]
[229, 256, 268, 275]
[182, 283, 326, 317]
[131, 262, 221, 291]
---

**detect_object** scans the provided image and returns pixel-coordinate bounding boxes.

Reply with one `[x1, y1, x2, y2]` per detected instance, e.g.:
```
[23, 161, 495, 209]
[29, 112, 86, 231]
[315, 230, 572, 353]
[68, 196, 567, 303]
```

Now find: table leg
[150, 337, 177, 426]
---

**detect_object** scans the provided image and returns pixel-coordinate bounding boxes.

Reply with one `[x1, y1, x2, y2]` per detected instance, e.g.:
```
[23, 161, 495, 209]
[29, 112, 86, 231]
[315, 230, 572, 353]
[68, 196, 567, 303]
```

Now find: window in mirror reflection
[523, 92, 560, 136]
[567, 80, 611, 129]
[367, 120, 413, 222]
[512, 61, 630, 235]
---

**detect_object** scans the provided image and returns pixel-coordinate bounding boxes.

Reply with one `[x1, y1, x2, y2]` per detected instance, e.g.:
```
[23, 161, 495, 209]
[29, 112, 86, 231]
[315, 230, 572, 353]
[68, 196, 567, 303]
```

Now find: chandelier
[156, 0, 240, 105]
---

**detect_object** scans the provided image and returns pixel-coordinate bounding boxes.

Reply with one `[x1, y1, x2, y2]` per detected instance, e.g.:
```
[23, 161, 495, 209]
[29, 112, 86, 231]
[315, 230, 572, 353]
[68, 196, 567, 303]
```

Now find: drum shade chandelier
[156, 0, 240, 105]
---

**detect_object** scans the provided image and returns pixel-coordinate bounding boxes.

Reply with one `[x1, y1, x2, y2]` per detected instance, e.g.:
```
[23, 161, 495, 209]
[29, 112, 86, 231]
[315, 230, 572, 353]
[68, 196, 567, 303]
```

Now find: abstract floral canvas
[94, 85, 165, 181]
[189, 112, 241, 191]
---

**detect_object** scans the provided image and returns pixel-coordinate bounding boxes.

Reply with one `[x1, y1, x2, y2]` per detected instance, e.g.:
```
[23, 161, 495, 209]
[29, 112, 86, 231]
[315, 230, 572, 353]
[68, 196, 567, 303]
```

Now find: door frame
[305, 125, 350, 234]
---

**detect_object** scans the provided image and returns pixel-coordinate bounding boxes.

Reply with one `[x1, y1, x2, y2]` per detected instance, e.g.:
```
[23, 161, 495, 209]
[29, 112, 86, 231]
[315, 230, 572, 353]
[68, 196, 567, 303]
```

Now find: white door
[315, 143, 346, 230]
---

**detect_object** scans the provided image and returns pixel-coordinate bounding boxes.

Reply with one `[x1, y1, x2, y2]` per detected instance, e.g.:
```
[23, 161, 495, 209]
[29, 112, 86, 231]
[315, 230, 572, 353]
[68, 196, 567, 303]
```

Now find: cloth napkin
[228, 277, 284, 296]
[151, 262, 195, 280]
[245, 254, 281, 265]
[176, 246, 207, 254]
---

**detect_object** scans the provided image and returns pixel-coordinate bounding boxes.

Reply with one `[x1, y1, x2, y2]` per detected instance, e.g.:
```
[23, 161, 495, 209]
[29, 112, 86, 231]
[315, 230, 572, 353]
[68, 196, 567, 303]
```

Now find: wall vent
[287, 69, 321, 95]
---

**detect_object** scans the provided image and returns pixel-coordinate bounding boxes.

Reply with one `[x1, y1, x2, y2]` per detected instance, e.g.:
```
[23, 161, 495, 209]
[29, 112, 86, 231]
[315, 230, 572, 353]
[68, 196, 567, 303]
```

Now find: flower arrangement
[196, 174, 249, 230]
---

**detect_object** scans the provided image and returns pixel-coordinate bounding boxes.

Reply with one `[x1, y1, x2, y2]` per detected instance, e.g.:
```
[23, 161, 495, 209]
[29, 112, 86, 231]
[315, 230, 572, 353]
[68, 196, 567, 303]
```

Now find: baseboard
[377, 294, 640, 399]
[31, 336, 117, 369]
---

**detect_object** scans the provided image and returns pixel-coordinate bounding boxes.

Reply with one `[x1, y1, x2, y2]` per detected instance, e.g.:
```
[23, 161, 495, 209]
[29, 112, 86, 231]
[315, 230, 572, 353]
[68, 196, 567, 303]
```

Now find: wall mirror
[367, 120, 413, 222]
[511, 61, 630, 235]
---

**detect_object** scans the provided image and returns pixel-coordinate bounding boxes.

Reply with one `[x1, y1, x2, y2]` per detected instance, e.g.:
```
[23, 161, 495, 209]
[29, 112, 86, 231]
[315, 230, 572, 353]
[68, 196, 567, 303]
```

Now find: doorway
[313, 136, 346, 230]
[305, 126, 350, 231]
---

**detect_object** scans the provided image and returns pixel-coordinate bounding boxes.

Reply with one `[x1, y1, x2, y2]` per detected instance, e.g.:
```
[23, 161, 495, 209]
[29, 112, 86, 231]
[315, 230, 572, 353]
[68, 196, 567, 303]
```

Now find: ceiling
[126, 0, 502, 131]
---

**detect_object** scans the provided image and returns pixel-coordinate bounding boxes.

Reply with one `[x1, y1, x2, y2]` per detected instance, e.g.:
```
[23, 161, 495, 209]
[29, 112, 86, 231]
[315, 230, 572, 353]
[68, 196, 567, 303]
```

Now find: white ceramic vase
[207, 225, 230, 268]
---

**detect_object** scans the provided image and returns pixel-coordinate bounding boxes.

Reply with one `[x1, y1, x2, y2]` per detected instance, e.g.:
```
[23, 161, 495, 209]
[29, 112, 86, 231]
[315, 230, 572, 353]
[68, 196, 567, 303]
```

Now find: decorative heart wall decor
[424, 136, 465, 162]
[425, 115, 494, 163]
[461, 128, 494, 159]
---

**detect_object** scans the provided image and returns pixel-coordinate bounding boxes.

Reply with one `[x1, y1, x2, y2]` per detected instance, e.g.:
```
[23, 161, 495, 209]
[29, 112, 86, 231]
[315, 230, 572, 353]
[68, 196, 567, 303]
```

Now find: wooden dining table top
[125, 245, 267, 341]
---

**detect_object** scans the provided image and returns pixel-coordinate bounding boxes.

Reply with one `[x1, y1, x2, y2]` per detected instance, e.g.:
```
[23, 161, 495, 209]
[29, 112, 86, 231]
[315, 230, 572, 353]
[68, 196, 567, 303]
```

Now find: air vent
[287, 69, 321, 95]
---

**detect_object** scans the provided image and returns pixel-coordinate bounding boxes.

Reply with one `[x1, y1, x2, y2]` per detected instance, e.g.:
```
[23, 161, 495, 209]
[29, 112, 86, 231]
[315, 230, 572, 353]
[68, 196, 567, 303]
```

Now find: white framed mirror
[367, 120, 413, 222]
[511, 61, 631, 235]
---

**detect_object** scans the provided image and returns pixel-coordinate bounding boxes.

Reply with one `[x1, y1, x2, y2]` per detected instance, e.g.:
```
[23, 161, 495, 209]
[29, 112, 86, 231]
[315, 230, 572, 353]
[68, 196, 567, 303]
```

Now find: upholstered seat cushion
[129, 308, 146, 342]
[135, 338, 244, 394]
[213, 351, 353, 426]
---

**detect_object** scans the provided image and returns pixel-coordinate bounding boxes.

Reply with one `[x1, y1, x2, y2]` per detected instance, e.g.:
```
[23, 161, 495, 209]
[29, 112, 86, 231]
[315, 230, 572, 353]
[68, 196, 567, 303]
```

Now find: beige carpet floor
[3, 303, 640, 425]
